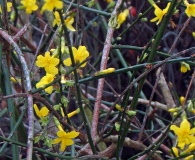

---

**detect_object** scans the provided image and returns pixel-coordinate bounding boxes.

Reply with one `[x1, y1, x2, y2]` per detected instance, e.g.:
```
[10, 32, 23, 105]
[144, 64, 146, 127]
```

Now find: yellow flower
[63, 46, 89, 67]
[20, 0, 38, 14]
[180, 62, 190, 73]
[170, 119, 195, 149]
[36, 74, 55, 94]
[36, 51, 59, 75]
[150, 2, 171, 25]
[33, 104, 49, 118]
[53, 11, 76, 31]
[117, 9, 129, 29]
[0, 2, 12, 13]
[65, 16, 76, 32]
[41, 0, 63, 13]
[53, 11, 60, 26]
[52, 129, 79, 152]
[184, 0, 195, 17]
[172, 147, 179, 157]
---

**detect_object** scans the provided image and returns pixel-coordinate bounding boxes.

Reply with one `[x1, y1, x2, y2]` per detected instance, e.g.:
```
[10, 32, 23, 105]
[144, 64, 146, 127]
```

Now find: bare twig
[29, 24, 48, 72]
[10, 25, 37, 53]
[129, 97, 167, 110]
[183, 71, 195, 107]
[13, 24, 28, 42]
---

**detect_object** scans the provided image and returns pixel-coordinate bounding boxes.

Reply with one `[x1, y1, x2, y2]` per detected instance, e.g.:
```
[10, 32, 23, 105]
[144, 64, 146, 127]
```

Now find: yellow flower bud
[61, 75, 66, 84]
[184, 155, 194, 160]
[116, 104, 123, 111]
[67, 108, 80, 118]
[60, 107, 65, 117]
[180, 62, 190, 73]
[180, 96, 185, 106]
[94, 68, 115, 76]
[126, 110, 136, 117]
[168, 107, 181, 113]
[172, 147, 179, 157]
[173, 112, 178, 117]
[10, 77, 17, 83]
[115, 122, 120, 131]
[182, 143, 195, 154]
[192, 32, 195, 39]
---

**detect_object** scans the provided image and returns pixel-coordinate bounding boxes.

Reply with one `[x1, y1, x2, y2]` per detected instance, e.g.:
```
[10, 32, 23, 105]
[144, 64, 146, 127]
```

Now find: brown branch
[129, 97, 167, 110]
[183, 71, 195, 107]
[13, 24, 28, 42]
[91, 0, 123, 140]
[104, 135, 163, 160]
[10, 25, 37, 53]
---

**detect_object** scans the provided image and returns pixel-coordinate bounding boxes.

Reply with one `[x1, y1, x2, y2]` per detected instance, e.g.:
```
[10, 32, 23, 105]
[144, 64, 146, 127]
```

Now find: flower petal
[55, 1, 63, 9]
[163, 2, 171, 14]
[45, 65, 58, 75]
[60, 139, 66, 151]
[172, 147, 179, 157]
[66, 24, 76, 32]
[64, 139, 74, 146]
[40, 107, 49, 117]
[180, 119, 190, 132]
[57, 130, 66, 137]
[45, 86, 53, 94]
[170, 125, 181, 136]
[189, 128, 195, 134]
[63, 58, 72, 66]
[50, 57, 60, 66]
[66, 131, 79, 138]
[150, 17, 159, 23]
[36, 55, 46, 67]
[52, 138, 62, 144]
[189, 135, 195, 143]
[33, 104, 41, 118]
[178, 141, 185, 149]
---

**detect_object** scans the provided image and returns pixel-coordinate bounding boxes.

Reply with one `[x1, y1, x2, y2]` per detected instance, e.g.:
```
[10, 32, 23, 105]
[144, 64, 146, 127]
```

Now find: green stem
[58, 11, 97, 154]
[2, 55, 19, 160]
